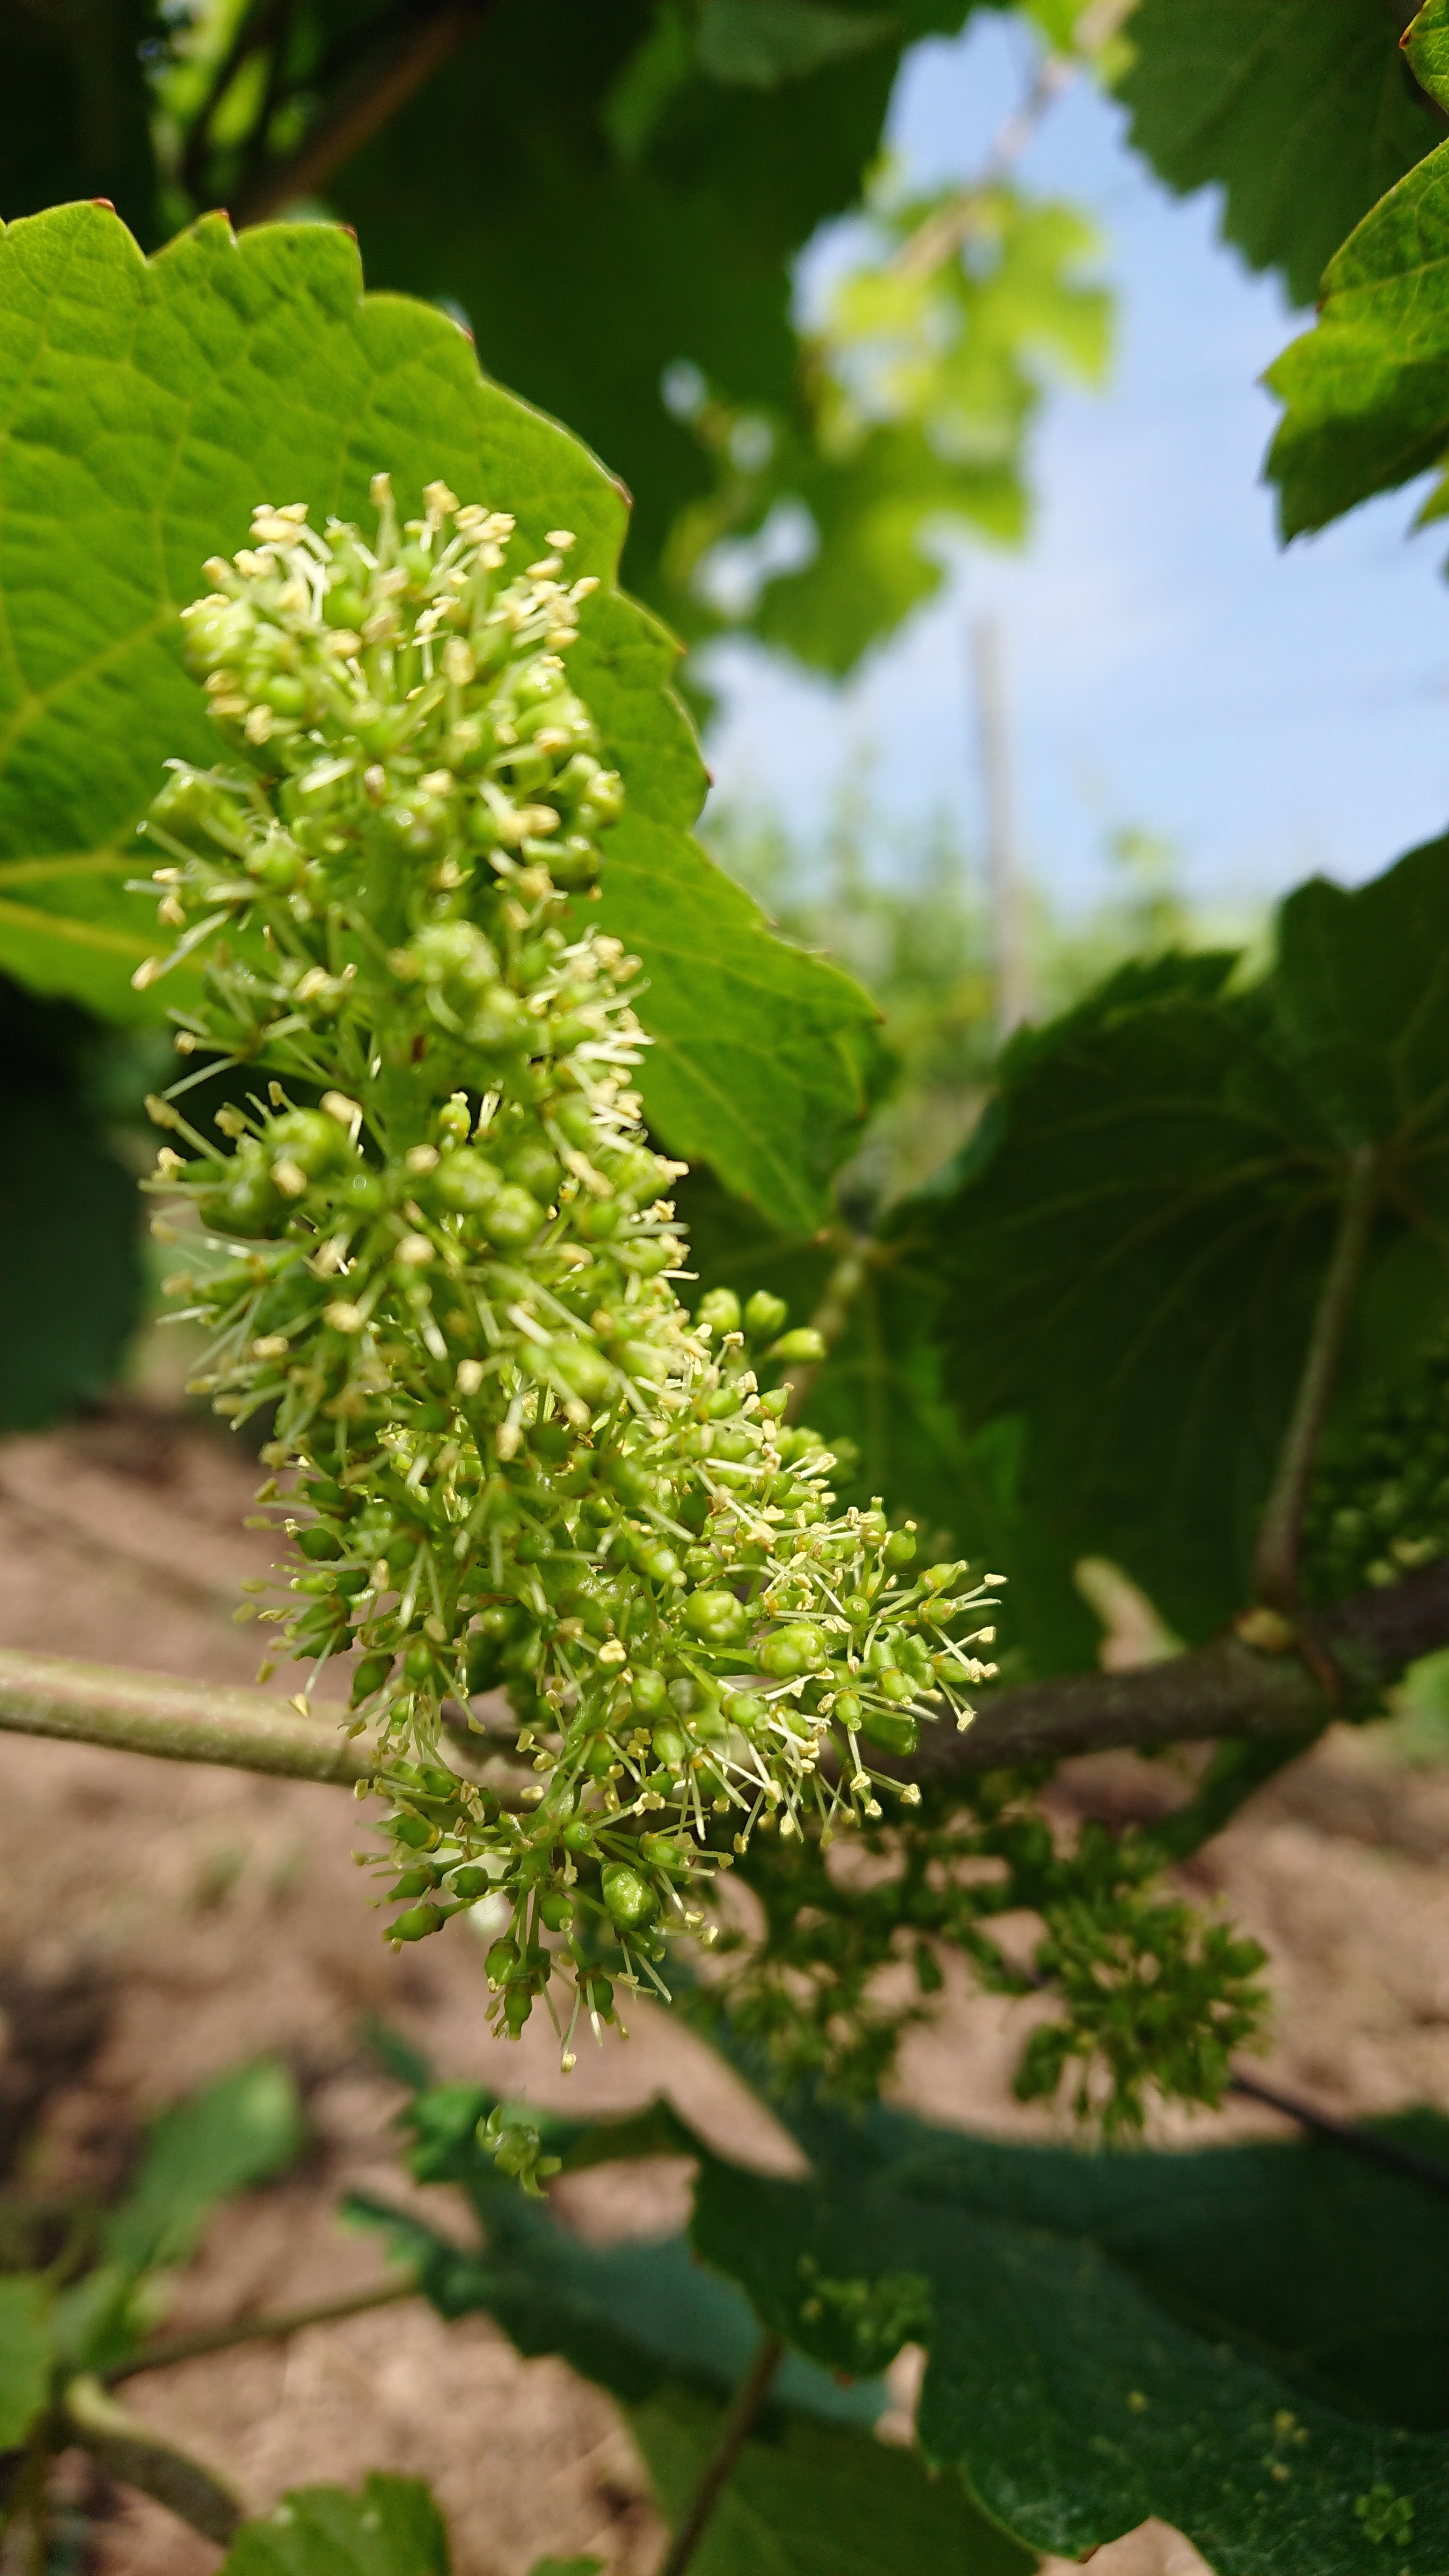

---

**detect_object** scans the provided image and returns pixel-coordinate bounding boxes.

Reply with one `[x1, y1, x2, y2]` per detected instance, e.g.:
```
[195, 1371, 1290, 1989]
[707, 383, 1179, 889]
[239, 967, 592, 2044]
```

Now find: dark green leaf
[677, 1163, 1095, 1668]
[0, 0, 162, 248]
[323, 0, 977, 622]
[1265, 0, 1449, 534]
[106, 2058, 304, 2275]
[629, 2381, 1032, 2575]
[687, 2099, 1449, 2573]
[696, 0, 897, 87]
[0, 200, 876, 1225]
[925, 846, 1449, 1647]
[0, 1070, 141, 1433]
[1117, 0, 1443, 310]
[220, 2475, 450, 2576]
[350, 2070, 1449, 2573]
[0, 2274, 53, 2448]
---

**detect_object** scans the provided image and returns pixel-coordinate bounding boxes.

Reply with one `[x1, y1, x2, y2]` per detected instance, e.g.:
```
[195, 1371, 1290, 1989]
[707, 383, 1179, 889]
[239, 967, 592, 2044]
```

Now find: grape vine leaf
[1116, 0, 1444, 312]
[0, 200, 876, 1228]
[630, 2382, 1032, 2576]
[347, 2082, 1030, 2576]
[922, 846, 1449, 1650]
[677, 1164, 1096, 1669]
[696, 0, 897, 87]
[688, 2092, 1449, 2574]
[220, 2476, 450, 2576]
[0, 2275, 53, 2448]
[323, 0, 988, 663]
[1264, 0, 1449, 536]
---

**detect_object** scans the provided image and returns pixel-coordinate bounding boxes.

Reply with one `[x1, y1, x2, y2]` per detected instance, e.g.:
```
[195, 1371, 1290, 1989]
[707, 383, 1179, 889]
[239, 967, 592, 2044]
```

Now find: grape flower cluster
[135, 476, 1003, 2065]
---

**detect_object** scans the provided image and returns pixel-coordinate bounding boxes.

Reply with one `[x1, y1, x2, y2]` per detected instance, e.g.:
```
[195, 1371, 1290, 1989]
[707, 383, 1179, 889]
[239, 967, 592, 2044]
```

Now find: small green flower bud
[768, 1327, 826, 1364]
[760, 1622, 826, 1677]
[432, 1146, 504, 1213]
[861, 1708, 919, 1756]
[601, 1862, 659, 1929]
[743, 1290, 789, 1342]
[724, 1689, 767, 1728]
[683, 1588, 750, 1645]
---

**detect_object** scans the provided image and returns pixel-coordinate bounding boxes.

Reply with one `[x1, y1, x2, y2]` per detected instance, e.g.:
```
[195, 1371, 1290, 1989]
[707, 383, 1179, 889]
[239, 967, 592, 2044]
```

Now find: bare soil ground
[2, 1403, 1446, 2575]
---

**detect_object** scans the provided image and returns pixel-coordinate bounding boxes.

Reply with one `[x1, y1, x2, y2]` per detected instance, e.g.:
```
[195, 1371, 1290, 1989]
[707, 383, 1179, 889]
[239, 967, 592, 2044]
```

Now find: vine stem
[105, 2273, 418, 2382]
[232, 1, 495, 226]
[5, 1555, 1449, 1784]
[1252, 1145, 1381, 1614]
[656, 2334, 784, 2576]
[0, 1650, 374, 1786]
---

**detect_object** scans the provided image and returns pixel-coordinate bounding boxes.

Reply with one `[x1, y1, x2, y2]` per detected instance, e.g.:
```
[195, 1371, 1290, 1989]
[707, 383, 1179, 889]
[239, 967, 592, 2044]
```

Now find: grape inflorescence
[135, 476, 1002, 2063]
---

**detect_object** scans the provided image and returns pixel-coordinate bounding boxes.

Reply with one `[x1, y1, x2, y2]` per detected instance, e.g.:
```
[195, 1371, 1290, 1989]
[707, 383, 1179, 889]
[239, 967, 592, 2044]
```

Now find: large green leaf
[353, 2067, 1449, 2576]
[220, 2476, 449, 2576]
[0, 199, 876, 1226]
[688, 2093, 1449, 2574]
[0, 2274, 53, 2448]
[1117, 0, 1444, 311]
[630, 2381, 1032, 2576]
[923, 851, 1449, 1647]
[1264, 0, 1449, 535]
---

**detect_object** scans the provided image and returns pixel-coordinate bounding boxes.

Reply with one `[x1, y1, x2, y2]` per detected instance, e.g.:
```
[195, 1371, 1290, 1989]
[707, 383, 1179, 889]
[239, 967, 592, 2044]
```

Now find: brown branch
[1228, 2072, 1449, 2196]
[911, 1554, 1449, 1782]
[105, 2273, 417, 2383]
[4, 1555, 1446, 1796]
[232, 0, 494, 226]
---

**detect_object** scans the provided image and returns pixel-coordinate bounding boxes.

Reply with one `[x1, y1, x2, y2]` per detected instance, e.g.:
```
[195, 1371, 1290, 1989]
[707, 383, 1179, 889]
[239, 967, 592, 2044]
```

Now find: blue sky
[699, 13, 1449, 917]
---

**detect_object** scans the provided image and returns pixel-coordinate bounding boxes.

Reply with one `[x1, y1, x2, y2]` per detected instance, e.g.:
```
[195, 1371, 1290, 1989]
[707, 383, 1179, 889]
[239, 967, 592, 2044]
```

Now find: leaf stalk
[1252, 1143, 1381, 1613]
[656, 2333, 785, 2576]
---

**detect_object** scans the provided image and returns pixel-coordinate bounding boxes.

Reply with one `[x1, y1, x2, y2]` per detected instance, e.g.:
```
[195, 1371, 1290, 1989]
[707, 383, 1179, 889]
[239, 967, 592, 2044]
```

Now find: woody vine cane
[134, 472, 1004, 2098]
